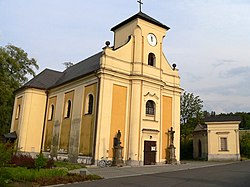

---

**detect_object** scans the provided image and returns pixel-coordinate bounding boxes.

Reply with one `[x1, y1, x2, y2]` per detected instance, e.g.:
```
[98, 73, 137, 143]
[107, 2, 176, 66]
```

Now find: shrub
[180, 139, 193, 160]
[10, 154, 35, 168]
[45, 158, 55, 169]
[0, 142, 13, 167]
[240, 133, 250, 158]
[35, 153, 47, 171]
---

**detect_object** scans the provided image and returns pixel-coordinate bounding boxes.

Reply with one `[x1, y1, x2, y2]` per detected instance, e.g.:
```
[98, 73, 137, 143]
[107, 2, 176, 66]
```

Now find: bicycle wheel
[106, 160, 112, 167]
[98, 160, 106, 167]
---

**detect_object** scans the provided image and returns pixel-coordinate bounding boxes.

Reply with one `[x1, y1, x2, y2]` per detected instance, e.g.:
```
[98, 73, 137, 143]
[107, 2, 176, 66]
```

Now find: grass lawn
[0, 163, 101, 187]
[54, 161, 86, 170]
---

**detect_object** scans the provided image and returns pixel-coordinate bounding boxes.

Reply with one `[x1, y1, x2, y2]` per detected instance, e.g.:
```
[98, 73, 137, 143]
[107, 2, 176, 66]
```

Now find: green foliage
[180, 92, 203, 143]
[5, 167, 68, 182]
[54, 161, 86, 170]
[0, 168, 11, 187]
[35, 153, 47, 171]
[34, 173, 102, 186]
[4, 167, 101, 186]
[216, 112, 250, 130]
[0, 143, 13, 167]
[62, 61, 74, 69]
[240, 133, 250, 158]
[180, 139, 193, 160]
[0, 44, 39, 135]
[181, 91, 203, 125]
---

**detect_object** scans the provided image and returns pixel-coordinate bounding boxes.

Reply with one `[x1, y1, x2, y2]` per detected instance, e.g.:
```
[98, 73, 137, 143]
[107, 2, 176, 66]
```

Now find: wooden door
[144, 141, 156, 165]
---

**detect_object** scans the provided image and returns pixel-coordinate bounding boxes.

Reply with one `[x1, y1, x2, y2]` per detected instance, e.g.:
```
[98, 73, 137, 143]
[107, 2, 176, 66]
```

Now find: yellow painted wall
[44, 96, 57, 151]
[59, 90, 74, 152]
[12, 88, 47, 153]
[162, 96, 172, 159]
[13, 96, 23, 134]
[109, 84, 127, 158]
[207, 122, 240, 156]
[79, 83, 97, 156]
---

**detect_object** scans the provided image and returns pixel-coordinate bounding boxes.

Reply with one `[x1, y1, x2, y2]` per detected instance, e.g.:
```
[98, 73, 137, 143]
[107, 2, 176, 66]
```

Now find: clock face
[147, 33, 157, 46]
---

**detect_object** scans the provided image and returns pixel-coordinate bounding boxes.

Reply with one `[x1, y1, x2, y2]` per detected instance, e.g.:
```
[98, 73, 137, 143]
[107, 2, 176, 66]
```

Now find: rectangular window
[220, 137, 228, 151]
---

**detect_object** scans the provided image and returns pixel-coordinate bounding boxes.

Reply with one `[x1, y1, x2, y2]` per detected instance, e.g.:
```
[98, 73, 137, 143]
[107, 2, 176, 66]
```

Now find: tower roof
[111, 12, 170, 31]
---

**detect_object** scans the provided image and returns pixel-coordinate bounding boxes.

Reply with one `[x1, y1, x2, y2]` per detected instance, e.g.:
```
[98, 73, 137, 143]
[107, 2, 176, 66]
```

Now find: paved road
[65, 161, 250, 187]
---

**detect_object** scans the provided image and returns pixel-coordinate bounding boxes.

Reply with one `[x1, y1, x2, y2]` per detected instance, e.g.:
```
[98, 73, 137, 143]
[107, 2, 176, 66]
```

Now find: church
[10, 10, 182, 166]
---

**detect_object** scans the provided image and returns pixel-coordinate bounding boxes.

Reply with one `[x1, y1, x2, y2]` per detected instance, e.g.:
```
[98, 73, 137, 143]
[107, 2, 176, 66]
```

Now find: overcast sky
[0, 0, 250, 114]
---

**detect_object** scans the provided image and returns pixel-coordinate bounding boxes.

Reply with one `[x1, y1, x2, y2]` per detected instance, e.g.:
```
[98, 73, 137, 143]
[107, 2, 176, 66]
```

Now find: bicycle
[98, 157, 112, 167]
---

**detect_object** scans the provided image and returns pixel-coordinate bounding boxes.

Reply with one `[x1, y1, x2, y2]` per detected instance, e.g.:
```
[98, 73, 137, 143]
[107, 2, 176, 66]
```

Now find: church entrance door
[144, 141, 156, 165]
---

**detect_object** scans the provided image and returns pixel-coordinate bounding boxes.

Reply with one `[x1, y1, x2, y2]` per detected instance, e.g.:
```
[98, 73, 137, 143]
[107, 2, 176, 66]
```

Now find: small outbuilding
[193, 116, 241, 161]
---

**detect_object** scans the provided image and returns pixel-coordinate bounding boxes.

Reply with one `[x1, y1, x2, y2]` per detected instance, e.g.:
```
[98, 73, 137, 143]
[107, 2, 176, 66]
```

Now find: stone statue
[117, 130, 121, 146]
[168, 127, 175, 145]
[113, 130, 124, 166]
[167, 127, 177, 164]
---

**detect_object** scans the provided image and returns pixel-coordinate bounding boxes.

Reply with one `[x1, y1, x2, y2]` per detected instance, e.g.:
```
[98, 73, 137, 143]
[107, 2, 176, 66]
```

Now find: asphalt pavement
[66, 161, 250, 187]
[70, 160, 237, 179]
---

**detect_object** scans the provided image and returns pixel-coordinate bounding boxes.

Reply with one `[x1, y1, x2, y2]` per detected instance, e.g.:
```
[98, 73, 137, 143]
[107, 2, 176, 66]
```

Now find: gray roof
[193, 124, 207, 132]
[19, 52, 102, 91]
[204, 116, 242, 122]
[22, 69, 63, 90]
[53, 52, 102, 87]
[111, 11, 170, 31]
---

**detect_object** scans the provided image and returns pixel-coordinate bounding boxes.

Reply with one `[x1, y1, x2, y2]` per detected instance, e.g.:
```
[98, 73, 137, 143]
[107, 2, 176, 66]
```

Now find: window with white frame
[146, 100, 155, 116]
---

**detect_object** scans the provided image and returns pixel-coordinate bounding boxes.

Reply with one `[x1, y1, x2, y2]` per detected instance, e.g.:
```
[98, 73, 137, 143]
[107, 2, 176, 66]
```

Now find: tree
[181, 91, 203, 125]
[63, 61, 74, 69]
[0, 44, 39, 135]
[180, 91, 203, 159]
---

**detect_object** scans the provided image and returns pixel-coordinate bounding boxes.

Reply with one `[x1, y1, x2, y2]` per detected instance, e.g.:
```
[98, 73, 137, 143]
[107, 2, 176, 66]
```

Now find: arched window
[148, 53, 156, 66]
[15, 105, 20, 119]
[146, 100, 155, 115]
[64, 100, 72, 118]
[48, 104, 54, 120]
[87, 94, 94, 114]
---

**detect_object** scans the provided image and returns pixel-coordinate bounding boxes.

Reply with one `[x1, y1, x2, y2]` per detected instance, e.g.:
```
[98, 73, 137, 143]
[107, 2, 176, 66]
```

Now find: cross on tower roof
[137, 0, 143, 12]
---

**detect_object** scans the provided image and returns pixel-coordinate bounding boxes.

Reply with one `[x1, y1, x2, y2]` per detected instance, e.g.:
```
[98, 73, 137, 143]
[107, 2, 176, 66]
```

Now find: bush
[240, 133, 250, 158]
[45, 158, 55, 169]
[180, 139, 193, 160]
[0, 142, 13, 167]
[10, 154, 35, 169]
[35, 153, 47, 171]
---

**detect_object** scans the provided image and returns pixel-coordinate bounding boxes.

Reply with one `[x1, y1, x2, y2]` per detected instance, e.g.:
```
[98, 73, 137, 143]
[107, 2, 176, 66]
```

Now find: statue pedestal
[167, 144, 177, 164]
[113, 146, 124, 166]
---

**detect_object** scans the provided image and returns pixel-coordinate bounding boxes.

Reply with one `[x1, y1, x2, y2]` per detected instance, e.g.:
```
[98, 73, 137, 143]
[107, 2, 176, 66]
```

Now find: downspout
[92, 72, 101, 164]
[40, 90, 49, 153]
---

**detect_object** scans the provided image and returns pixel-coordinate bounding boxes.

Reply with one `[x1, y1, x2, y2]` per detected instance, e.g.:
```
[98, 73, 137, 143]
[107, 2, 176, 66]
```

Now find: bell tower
[111, 12, 170, 70]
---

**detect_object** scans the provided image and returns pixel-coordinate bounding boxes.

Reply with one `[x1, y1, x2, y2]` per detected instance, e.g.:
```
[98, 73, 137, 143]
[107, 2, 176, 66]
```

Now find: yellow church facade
[10, 12, 182, 166]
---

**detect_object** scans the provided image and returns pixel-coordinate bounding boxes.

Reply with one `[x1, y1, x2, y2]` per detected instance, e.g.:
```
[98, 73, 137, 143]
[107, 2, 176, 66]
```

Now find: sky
[0, 0, 250, 114]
